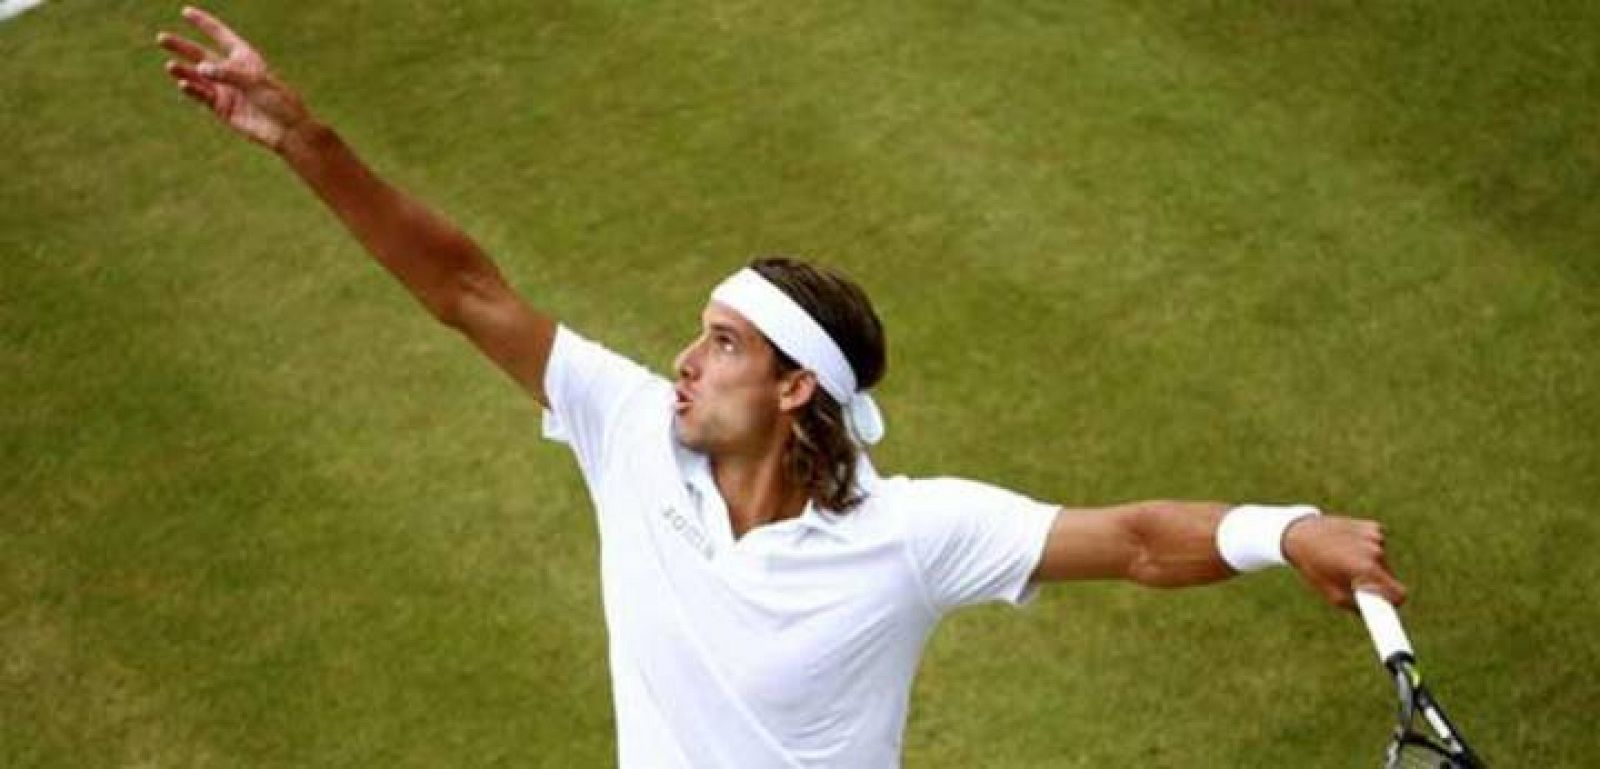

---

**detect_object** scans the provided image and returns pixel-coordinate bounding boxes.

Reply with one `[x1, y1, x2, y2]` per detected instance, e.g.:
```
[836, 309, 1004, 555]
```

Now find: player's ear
[777, 369, 818, 413]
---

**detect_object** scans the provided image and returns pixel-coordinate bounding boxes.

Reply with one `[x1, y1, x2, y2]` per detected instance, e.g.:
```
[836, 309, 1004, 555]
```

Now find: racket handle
[1354, 588, 1414, 665]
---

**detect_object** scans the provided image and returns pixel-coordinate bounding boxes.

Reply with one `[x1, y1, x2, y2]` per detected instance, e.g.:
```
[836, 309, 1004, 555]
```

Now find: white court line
[0, 0, 46, 23]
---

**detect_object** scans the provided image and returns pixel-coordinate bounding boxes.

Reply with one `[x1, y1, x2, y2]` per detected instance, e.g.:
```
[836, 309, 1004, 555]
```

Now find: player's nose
[674, 341, 700, 381]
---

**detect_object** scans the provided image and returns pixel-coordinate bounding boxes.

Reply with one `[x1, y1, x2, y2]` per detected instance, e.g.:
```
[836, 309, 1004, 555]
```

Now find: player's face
[671, 302, 789, 454]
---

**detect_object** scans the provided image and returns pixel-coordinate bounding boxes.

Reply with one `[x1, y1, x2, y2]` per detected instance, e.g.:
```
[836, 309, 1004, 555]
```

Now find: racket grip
[1354, 588, 1414, 665]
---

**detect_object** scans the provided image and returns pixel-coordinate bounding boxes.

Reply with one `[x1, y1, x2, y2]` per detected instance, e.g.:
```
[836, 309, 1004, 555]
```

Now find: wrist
[274, 118, 332, 161]
[1216, 504, 1321, 572]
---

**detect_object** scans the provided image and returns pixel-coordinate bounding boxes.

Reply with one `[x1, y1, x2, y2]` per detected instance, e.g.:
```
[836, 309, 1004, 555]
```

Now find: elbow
[1118, 502, 1165, 587]
[1125, 549, 1177, 588]
[1123, 501, 1211, 589]
[434, 269, 503, 330]
[432, 290, 466, 329]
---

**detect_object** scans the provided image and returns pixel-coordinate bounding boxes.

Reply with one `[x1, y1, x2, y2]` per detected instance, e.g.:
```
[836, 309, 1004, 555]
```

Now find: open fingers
[164, 59, 202, 84]
[157, 31, 216, 65]
[164, 60, 217, 106]
[181, 6, 247, 54]
[176, 78, 217, 108]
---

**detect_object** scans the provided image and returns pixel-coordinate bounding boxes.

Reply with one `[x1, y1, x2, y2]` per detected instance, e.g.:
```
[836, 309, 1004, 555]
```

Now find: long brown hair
[751, 257, 887, 513]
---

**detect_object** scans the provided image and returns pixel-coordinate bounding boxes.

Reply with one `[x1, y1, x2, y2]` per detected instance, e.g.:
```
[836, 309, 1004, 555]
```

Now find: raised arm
[157, 7, 556, 406]
[1030, 501, 1407, 610]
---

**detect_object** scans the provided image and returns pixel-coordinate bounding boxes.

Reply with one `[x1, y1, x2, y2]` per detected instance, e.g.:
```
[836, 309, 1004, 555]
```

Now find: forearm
[1121, 501, 1235, 588]
[1035, 497, 1404, 608]
[276, 121, 502, 324]
[1120, 502, 1390, 604]
[1033, 500, 1235, 586]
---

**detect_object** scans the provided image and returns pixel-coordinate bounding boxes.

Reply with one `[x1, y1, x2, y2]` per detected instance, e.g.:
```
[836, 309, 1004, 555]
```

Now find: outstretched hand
[1283, 514, 1408, 611]
[157, 6, 310, 151]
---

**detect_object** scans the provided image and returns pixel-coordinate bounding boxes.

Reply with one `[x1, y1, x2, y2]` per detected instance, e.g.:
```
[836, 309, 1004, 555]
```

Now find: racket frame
[1355, 590, 1485, 768]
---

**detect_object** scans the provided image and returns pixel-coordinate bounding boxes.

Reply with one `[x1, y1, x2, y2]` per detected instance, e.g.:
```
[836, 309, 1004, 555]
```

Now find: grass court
[3, 1, 1597, 765]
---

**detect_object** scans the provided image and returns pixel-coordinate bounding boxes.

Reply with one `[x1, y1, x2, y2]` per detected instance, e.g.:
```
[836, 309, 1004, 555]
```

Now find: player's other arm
[275, 124, 557, 406]
[158, 7, 555, 406]
[1029, 501, 1407, 610]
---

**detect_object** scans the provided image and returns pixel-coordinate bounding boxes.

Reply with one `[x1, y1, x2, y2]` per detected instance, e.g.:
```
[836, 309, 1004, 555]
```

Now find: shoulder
[825, 475, 1027, 539]
[541, 324, 673, 457]
[882, 476, 1060, 611]
[809, 474, 1056, 541]
[880, 475, 1059, 554]
[877, 475, 1043, 516]
[549, 325, 666, 387]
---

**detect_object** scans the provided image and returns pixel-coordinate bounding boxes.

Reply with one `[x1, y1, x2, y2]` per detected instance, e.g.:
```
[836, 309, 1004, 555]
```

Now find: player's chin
[672, 416, 705, 451]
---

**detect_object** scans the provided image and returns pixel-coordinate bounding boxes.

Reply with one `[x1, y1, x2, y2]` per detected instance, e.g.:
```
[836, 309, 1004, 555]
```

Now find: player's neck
[711, 449, 807, 539]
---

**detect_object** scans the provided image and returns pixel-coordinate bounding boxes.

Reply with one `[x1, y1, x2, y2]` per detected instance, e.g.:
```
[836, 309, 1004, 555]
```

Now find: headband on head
[709, 268, 885, 446]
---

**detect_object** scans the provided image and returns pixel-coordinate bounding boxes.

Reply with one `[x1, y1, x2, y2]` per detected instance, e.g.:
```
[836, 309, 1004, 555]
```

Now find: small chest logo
[658, 504, 714, 559]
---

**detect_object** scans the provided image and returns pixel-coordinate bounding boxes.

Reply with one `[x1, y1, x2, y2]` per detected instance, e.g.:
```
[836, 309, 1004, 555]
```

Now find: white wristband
[1216, 504, 1320, 572]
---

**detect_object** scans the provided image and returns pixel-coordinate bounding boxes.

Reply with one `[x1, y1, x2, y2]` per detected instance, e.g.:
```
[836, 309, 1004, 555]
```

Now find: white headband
[710, 268, 885, 445]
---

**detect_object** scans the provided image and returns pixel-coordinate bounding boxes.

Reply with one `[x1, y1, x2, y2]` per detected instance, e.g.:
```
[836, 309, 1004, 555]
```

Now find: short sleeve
[903, 477, 1060, 613]
[541, 325, 665, 477]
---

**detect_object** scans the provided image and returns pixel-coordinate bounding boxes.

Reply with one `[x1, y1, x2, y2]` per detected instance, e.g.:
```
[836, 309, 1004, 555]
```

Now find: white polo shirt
[541, 325, 1059, 769]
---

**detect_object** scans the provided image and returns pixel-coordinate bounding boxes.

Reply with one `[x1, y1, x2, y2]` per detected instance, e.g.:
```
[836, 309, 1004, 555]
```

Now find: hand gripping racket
[1354, 589, 1485, 768]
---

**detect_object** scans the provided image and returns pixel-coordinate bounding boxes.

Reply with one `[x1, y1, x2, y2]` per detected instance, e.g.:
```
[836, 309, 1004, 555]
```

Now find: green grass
[3, 1, 1596, 766]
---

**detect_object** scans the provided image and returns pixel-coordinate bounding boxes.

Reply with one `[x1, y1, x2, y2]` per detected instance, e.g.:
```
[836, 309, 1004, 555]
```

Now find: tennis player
[159, 7, 1407, 767]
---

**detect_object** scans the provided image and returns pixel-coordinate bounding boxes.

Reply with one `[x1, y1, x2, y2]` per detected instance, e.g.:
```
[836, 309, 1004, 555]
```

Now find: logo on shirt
[658, 504, 713, 560]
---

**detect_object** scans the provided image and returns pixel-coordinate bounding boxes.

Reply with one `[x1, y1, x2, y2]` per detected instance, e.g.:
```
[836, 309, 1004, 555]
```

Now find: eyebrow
[706, 321, 746, 342]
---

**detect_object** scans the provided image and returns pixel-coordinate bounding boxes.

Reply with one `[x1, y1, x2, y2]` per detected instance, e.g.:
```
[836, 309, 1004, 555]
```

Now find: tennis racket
[1354, 589, 1485, 768]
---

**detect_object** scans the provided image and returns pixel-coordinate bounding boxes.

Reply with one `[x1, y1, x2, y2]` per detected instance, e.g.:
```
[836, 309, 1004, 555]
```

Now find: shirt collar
[675, 444, 854, 545]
